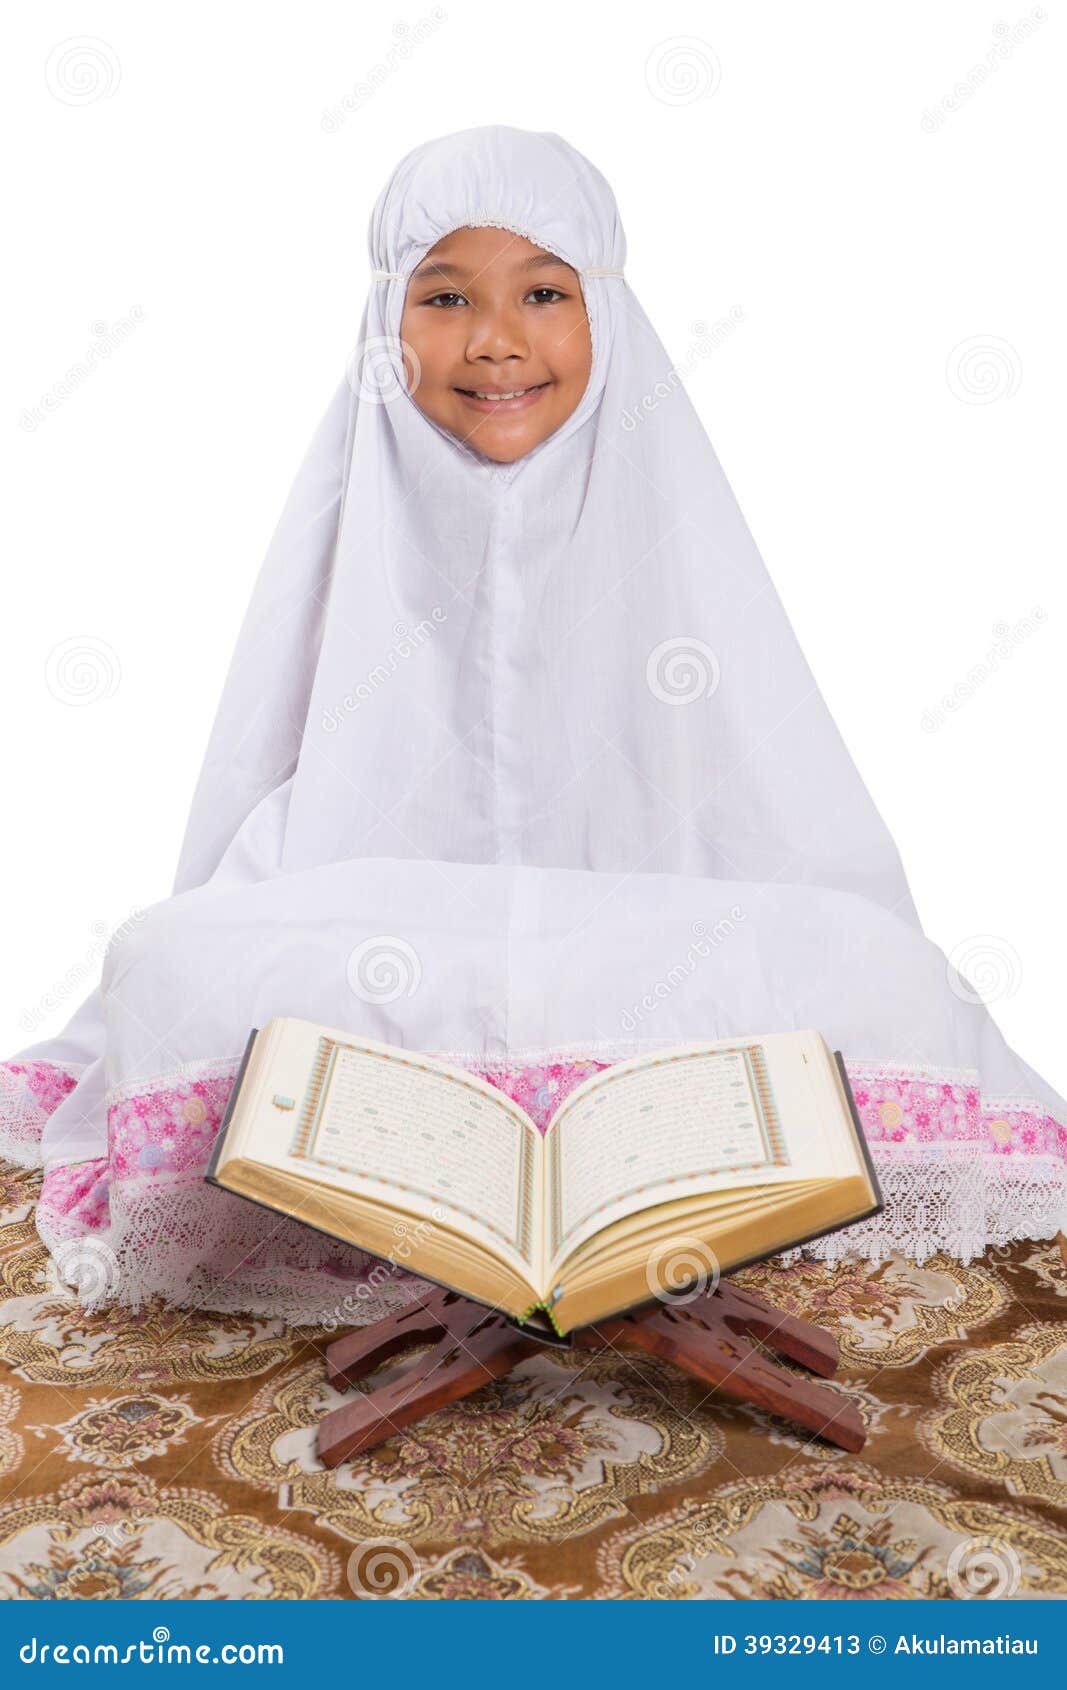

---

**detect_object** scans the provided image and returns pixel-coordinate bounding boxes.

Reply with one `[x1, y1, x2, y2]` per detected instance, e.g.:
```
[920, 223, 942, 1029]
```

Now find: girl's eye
[425, 291, 469, 308]
[526, 287, 566, 305]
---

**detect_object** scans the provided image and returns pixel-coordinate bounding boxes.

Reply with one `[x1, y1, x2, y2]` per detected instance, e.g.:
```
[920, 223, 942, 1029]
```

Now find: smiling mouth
[454, 382, 551, 414]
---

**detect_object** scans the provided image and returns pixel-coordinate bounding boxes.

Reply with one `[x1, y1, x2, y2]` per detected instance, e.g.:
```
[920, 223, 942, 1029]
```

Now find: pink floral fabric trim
[4, 1060, 81, 1118]
[108, 1070, 240, 1181]
[39, 1158, 110, 1234]
[2, 1051, 1062, 1247]
[847, 1061, 1067, 1159]
[0, 1059, 80, 1161]
[470, 1057, 608, 1130]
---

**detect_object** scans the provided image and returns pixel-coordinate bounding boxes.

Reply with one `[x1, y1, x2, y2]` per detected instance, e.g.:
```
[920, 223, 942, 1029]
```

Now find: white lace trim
[849, 1055, 1053, 1114]
[0, 1060, 84, 1171]
[843, 1055, 983, 1086]
[985, 1092, 1055, 1118]
[8, 1049, 1067, 1326]
[105, 1053, 245, 1106]
[30, 1144, 1067, 1327]
[36, 1171, 436, 1329]
[16, 1043, 1053, 1107]
[778, 1143, 1067, 1268]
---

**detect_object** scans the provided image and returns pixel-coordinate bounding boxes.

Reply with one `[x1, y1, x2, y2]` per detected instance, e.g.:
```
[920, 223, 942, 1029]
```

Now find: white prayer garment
[5, 126, 1063, 1322]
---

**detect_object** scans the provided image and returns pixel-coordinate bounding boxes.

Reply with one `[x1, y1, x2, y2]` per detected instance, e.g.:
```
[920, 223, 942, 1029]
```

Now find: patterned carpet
[0, 1156, 1065, 1600]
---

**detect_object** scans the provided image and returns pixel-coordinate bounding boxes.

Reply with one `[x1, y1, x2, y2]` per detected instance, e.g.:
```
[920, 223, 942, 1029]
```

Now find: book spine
[834, 1049, 885, 1216]
[513, 1298, 566, 1339]
[203, 1027, 260, 1183]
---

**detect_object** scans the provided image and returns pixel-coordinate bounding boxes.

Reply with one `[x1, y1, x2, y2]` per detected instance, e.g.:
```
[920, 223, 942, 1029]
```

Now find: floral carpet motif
[0, 1157, 1064, 1599]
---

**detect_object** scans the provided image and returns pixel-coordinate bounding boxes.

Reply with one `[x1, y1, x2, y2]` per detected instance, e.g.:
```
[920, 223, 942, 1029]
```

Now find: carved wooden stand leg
[316, 1280, 866, 1468]
[317, 1288, 542, 1467]
[571, 1279, 866, 1453]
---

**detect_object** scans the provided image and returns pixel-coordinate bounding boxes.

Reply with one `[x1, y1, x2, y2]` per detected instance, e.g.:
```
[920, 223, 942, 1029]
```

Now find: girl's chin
[413, 395, 570, 462]
[451, 412, 559, 462]
[465, 426, 552, 463]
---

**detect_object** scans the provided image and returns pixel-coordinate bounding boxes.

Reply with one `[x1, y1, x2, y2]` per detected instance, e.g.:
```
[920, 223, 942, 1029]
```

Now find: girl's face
[399, 226, 592, 463]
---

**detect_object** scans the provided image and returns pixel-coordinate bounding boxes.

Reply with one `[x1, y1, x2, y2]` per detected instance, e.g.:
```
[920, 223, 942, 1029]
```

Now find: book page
[241, 1023, 541, 1273]
[545, 1035, 841, 1275]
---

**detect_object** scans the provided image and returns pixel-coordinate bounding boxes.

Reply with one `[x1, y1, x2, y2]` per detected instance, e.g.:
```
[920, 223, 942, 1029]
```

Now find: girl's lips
[454, 382, 550, 415]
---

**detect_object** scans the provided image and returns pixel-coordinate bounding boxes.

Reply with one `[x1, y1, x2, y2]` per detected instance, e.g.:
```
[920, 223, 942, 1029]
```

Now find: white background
[2, 2, 1063, 1099]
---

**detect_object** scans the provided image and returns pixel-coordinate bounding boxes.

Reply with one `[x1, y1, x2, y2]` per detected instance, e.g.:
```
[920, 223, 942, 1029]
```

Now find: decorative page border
[548, 1042, 786, 1261]
[289, 1035, 535, 1261]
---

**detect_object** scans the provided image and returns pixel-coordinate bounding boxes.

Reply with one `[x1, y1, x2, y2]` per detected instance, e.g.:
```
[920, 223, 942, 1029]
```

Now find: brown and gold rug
[0, 1157, 1064, 1600]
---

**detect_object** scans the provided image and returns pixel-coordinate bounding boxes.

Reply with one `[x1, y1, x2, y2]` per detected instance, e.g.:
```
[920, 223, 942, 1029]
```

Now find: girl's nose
[465, 305, 530, 364]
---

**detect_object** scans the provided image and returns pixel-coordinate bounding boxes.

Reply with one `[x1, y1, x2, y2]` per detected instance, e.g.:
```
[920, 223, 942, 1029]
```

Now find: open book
[206, 1018, 882, 1337]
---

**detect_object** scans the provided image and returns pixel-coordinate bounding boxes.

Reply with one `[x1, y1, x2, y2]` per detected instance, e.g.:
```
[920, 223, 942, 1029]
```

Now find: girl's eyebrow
[411, 259, 469, 281]
[410, 252, 575, 282]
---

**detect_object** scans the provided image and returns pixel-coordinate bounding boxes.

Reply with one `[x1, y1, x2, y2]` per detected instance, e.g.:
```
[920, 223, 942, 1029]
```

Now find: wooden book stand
[317, 1279, 866, 1467]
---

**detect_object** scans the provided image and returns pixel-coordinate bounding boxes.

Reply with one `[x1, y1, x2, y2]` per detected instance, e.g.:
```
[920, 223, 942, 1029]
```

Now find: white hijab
[175, 124, 915, 905]
[11, 126, 1065, 1317]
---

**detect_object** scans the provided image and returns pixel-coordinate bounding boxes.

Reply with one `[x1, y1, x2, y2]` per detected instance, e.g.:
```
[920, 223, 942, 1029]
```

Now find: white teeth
[471, 386, 536, 400]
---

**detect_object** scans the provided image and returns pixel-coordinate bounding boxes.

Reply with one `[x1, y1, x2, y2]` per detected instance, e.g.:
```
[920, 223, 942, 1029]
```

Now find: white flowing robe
[5, 125, 1063, 1322]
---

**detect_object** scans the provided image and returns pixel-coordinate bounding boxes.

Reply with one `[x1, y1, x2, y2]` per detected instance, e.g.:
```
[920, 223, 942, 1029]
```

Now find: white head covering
[172, 124, 916, 909]
[8, 126, 1065, 1319]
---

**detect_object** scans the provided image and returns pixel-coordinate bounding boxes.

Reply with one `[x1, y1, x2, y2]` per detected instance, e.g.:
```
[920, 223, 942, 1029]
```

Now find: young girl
[4, 125, 1064, 1323]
